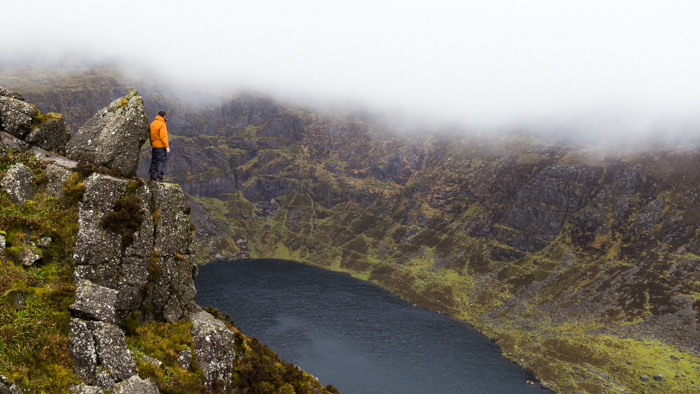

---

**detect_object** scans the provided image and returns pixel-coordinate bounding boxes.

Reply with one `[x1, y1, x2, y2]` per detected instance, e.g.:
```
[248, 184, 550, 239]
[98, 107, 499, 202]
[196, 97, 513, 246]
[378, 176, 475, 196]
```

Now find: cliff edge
[0, 89, 336, 393]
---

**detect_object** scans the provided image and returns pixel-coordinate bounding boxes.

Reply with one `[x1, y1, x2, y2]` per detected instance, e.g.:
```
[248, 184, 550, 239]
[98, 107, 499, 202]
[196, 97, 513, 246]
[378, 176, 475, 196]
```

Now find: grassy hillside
[3, 66, 700, 393]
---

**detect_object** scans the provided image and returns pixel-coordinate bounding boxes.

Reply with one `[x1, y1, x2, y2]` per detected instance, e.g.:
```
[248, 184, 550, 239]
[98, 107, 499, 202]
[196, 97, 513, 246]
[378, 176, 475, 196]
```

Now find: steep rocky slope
[0, 86, 336, 393]
[3, 66, 700, 393]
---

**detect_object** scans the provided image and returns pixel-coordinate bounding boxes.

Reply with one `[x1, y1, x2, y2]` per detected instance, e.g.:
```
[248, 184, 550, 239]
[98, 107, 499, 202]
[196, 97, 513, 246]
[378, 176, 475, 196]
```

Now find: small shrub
[75, 160, 95, 178]
[29, 105, 44, 129]
[100, 192, 144, 249]
[61, 173, 85, 206]
[115, 97, 129, 111]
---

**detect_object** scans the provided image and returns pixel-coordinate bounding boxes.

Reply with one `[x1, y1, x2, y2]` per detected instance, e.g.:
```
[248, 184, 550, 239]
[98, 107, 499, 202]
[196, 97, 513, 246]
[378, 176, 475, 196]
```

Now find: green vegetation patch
[126, 319, 208, 393]
[100, 179, 145, 249]
[0, 152, 81, 391]
[232, 332, 337, 394]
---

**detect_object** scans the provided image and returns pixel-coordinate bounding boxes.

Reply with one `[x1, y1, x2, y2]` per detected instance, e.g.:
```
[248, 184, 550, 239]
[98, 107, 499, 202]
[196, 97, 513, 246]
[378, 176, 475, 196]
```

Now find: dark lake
[195, 259, 550, 394]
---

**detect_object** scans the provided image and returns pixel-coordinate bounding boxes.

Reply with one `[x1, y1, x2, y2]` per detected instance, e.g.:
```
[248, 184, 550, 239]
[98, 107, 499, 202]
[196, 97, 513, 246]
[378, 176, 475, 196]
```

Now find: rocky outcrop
[45, 159, 76, 196]
[190, 310, 237, 387]
[1, 163, 35, 205]
[72, 173, 197, 322]
[0, 87, 70, 154]
[66, 91, 148, 177]
[68, 318, 139, 389]
[0, 131, 30, 155]
[0, 94, 36, 139]
[70, 280, 119, 324]
[24, 113, 70, 153]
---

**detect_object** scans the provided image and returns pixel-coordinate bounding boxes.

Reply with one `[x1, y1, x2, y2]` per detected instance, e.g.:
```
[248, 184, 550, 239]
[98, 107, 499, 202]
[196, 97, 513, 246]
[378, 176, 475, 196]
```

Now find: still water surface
[196, 259, 550, 394]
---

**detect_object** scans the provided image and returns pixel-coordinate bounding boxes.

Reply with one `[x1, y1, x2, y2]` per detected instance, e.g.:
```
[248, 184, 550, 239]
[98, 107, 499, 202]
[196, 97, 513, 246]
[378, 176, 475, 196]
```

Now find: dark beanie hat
[158, 111, 167, 117]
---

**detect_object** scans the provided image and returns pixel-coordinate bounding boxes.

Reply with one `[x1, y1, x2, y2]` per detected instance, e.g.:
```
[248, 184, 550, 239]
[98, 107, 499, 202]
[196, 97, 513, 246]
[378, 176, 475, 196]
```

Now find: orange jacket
[150, 115, 169, 148]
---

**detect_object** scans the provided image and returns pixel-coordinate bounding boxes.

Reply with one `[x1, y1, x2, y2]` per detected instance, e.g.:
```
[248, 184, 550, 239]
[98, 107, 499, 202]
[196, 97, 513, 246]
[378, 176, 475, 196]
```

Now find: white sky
[3, 0, 700, 136]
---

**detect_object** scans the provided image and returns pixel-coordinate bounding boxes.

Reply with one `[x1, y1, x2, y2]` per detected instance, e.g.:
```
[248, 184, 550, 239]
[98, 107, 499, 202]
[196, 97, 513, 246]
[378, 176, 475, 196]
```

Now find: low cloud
[3, 1, 700, 142]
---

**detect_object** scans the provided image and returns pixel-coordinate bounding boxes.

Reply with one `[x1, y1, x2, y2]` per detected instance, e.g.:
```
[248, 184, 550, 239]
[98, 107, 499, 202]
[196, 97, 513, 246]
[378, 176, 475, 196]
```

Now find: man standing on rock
[149, 111, 170, 182]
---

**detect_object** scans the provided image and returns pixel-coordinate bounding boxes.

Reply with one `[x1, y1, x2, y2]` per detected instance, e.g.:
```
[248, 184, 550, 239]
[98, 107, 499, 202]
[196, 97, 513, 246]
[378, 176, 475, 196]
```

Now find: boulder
[0, 131, 30, 155]
[66, 91, 149, 177]
[69, 280, 118, 324]
[190, 310, 237, 387]
[1, 163, 36, 205]
[69, 318, 138, 388]
[112, 376, 159, 393]
[24, 114, 70, 153]
[44, 162, 73, 197]
[87, 321, 137, 383]
[69, 319, 98, 384]
[0, 87, 24, 100]
[0, 95, 36, 139]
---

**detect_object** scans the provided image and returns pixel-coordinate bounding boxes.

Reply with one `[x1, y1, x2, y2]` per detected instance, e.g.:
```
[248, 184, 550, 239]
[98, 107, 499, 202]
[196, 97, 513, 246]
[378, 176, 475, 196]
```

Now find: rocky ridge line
[0, 89, 239, 392]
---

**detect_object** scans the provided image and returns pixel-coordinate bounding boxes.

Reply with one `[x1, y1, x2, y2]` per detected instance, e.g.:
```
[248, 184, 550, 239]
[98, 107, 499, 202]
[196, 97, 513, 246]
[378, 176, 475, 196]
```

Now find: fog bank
[3, 1, 700, 140]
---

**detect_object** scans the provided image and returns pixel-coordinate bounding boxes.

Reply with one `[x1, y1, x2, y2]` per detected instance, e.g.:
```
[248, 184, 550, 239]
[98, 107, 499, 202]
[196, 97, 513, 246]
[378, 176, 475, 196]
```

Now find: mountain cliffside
[2, 67, 700, 393]
[0, 87, 336, 393]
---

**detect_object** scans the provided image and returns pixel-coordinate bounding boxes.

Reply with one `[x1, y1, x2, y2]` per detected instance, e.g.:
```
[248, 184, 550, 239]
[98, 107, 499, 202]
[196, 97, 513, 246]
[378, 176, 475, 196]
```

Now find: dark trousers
[149, 147, 168, 181]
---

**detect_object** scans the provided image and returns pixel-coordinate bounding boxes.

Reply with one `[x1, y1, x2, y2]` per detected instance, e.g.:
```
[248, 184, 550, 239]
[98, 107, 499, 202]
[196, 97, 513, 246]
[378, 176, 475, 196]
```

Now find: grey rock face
[0, 87, 24, 100]
[69, 319, 98, 384]
[0, 374, 21, 394]
[190, 310, 237, 387]
[494, 165, 601, 253]
[112, 375, 159, 393]
[0, 131, 30, 155]
[87, 321, 137, 383]
[70, 383, 104, 394]
[152, 182, 193, 255]
[72, 174, 152, 320]
[24, 115, 70, 153]
[69, 280, 118, 324]
[66, 91, 149, 177]
[1, 163, 36, 205]
[73, 173, 197, 323]
[177, 348, 193, 370]
[0, 96, 36, 139]
[45, 162, 74, 196]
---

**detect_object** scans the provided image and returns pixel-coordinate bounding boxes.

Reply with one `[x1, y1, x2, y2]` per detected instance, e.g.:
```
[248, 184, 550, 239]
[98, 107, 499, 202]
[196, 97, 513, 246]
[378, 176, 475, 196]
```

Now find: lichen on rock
[24, 113, 70, 153]
[65, 91, 148, 177]
[190, 310, 237, 387]
[0, 95, 37, 139]
[1, 163, 36, 205]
